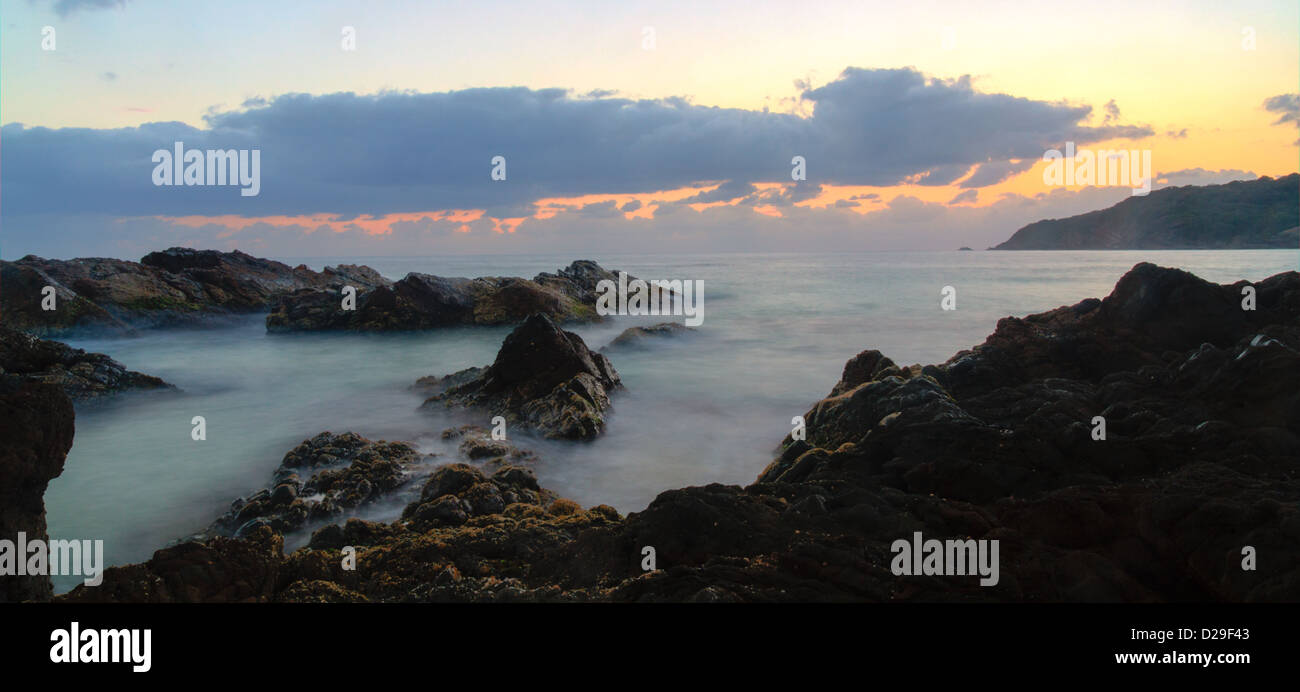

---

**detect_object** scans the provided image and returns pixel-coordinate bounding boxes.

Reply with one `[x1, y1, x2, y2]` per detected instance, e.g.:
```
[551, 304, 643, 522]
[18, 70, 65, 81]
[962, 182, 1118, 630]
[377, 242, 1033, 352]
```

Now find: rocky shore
[266, 260, 632, 332]
[0, 326, 173, 401]
[1, 247, 386, 335]
[32, 263, 1300, 602]
[3, 248, 646, 338]
[0, 376, 75, 602]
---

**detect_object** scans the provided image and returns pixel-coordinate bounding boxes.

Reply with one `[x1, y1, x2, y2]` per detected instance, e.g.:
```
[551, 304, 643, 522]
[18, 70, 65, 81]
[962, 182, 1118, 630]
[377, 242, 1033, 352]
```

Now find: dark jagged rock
[206, 432, 431, 538]
[60, 526, 285, 603]
[400, 463, 555, 528]
[1, 247, 388, 336]
[56, 263, 1300, 603]
[412, 368, 484, 397]
[0, 376, 75, 602]
[603, 322, 697, 350]
[750, 263, 1300, 600]
[420, 313, 622, 440]
[266, 260, 632, 332]
[0, 326, 172, 401]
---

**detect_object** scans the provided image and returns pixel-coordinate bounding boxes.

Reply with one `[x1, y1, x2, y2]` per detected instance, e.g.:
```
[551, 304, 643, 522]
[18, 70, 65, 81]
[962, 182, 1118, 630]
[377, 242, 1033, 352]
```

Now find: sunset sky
[2, 0, 1297, 258]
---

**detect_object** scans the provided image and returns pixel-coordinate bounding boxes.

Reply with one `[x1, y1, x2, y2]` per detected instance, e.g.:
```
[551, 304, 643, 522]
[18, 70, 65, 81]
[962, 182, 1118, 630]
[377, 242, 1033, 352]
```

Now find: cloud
[958, 158, 1036, 188]
[1264, 93, 1299, 144]
[2, 66, 1154, 223]
[1165, 128, 1188, 139]
[1154, 168, 1257, 188]
[679, 180, 759, 204]
[6, 183, 1147, 260]
[47, 0, 128, 17]
[1264, 93, 1299, 125]
[101, 71, 117, 81]
[1102, 99, 1120, 125]
[576, 200, 623, 218]
[948, 189, 978, 204]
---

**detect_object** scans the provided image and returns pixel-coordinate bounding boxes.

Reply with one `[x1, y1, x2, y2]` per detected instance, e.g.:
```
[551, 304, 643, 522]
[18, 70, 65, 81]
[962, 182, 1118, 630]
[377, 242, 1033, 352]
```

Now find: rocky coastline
[1, 247, 387, 336]
[3, 247, 653, 338]
[0, 326, 173, 402]
[0, 376, 75, 602]
[267, 260, 638, 332]
[24, 261, 1296, 603]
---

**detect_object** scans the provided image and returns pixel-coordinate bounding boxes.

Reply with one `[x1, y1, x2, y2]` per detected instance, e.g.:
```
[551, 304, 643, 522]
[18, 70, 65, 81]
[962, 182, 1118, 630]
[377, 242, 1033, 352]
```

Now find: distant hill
[992, 173, 1299, 250]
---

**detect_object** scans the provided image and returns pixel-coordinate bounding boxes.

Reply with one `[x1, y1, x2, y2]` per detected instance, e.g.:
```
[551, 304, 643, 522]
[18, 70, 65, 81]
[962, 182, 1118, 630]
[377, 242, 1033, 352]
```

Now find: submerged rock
[603, 322, 697, 350]
[421, 313, 623, 440]
[0, 326, 172, 401]
[207, 432, 431, 538]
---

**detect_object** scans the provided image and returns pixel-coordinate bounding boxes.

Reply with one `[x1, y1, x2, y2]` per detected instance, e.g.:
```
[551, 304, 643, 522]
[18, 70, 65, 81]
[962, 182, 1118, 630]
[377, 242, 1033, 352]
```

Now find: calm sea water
[46, 250, 1298, 592]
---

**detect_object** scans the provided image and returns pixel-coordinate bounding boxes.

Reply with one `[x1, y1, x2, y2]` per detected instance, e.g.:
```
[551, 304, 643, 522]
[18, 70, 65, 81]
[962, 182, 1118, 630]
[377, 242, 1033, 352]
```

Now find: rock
[418, 464, 487, 503]
[458, 434, 513, 460]
[421, 313, 623, 439]
[56, 263, 1300, 603]
[307, 518, 402, 550]
[0, 247, 388, 336]
[275, 580, 370, 603]
[603, 322, 697, 350]
[0, 326, 173, 401]
[60, 526, 285, 603]
[207, 432, 429, 537]
[266, 260, 643, 332]
[0, 376, 75, 602]
[829, 349, 898, 396]
[413, 369, 484, 397]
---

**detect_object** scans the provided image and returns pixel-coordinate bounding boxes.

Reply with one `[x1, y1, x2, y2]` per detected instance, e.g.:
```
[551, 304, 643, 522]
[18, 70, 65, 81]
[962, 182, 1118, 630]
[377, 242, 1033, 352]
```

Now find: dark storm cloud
[2, 67, 1153, 220]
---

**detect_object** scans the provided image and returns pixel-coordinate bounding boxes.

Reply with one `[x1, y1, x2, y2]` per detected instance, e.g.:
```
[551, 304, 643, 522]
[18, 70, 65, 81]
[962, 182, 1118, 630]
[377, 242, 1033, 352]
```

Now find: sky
[1, 0, 1297, 259]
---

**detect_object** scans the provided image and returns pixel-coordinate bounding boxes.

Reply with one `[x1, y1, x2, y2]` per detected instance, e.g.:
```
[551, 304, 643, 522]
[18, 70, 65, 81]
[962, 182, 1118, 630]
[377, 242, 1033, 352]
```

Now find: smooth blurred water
[45, 250, 1297, 592]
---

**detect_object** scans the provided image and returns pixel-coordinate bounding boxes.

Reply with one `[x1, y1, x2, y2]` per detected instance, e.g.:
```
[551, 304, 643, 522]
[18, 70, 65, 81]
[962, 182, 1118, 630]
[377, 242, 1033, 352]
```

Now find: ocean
[46, 250, 1298, 593]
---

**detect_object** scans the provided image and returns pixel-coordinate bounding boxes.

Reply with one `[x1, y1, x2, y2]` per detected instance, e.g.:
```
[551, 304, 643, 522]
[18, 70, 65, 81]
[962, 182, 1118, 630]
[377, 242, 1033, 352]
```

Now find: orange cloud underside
[156, 209, 486, 236]
[532, 183, 723, 220]
[151, 131, 1264, 236]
